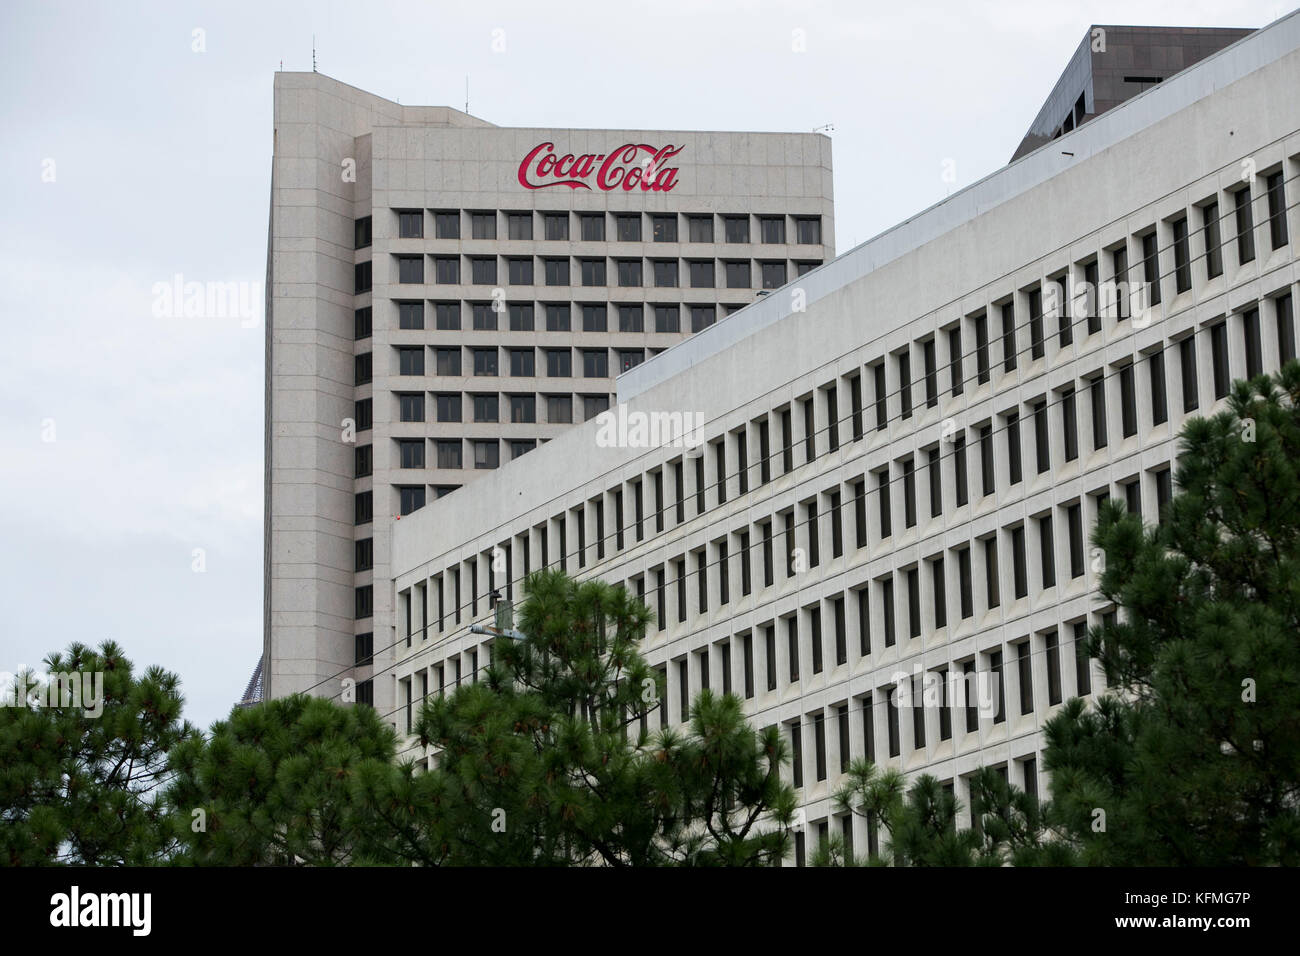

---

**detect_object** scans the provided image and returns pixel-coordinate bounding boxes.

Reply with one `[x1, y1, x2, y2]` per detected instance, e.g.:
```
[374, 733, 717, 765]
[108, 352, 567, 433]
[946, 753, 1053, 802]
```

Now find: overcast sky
[0, 0, 1289, 730]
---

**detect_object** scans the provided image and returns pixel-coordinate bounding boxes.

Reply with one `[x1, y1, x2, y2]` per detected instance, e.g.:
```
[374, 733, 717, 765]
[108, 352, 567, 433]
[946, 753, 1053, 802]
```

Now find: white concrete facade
[264, 73, 834, 710]
[380, 14, 1300, 862]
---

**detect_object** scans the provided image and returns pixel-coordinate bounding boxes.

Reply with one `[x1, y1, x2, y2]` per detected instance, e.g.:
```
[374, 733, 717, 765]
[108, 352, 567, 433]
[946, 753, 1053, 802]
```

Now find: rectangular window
[760, 261, 787, 289]
[886, 686, 900, 758]
[1068, 503, 1084, 578]
[1028, 288, 1044, 360]
[1074, 622, 1092, 696]
[1148, 351, 1168, 426]
[434, 254, 460, 283]
[911, 675, 925, 751]
[398, 301, 424, 330]
[873, 363, 887, 430]
[906, 567, 921, 639]
[897, 352, 912, 420]
[979, 424, 994, 497]
[948, 326, 964, 396]
[1120, 364, 1137, 438]
[508, 395, 535, 423]
[355, 215, 373, 247]
[902, 458, 916, 528]
[434, 302, 461, 330]
[398, 393, 425, 422]
[724, 216, 750, 243]
[984, 536, 1000, 609]
[1000, 302, 1016, 373]
[1203, 201, 1223, 279]
[543, 258, 570, 287]
[354, 261, 372, 293]
[1045, 631, 1062, 705]
[470, 212, 496, 239]
[954, 435, 968, 506]
[1006, 412, 1022, 485]
[1244, 307, 1263, 380]
[545, 349, 571, 377]
[1172, 216, 1191, 293]
[397, 348, 423, 377]
[1211, 321, 1230, 399]
[1011, 525, 1027, 599]
[473, 440, 499, 470]
[1112, 246, 1130, 321]
[610, 259, 640, 287]
[651, 215, 677, 242]
[434, 211, 460, 239]
[1141, 231, 1161, 306]
[435, 439, 462, 469]
[1180, 336, 1199, 412]
[508, 258, 534, 285]
[1083, 260, 1101, 334]
[923, 339, 938, 407]
[1033, 400, 1049, 474]
[471, 303, 498, 331]
[472, 348, 498, 376]
[1055, 276, 1072, 347]
[928, 447, 942, 518]
[398, 439, 425, 469]
[795, 217, 821, 244]
[975, 313, 990, 384]
[958, 547, 973, 620]
[1090, 376, 1107, 449]
[579, 258, 606, 287]
[581, 304, 607, 332]
[990, 651, 1006, 723]
[1279, 294, 1296, 364]
[1017, 641, 1033, 715]
[1267, 171, 1289, 250]
[759, 216, 785, 244]
[881, 577, 896, 648]
[435, 393, 461, 423]
[1039, 514, 1055, 589]
[1061, 388, 1078, 461]
[931, 556, 947, 629]
[470, 257, 497, 285]
[877, 468, 891, 539]
[1235, 187, 1256, 265]
[506, 212, 533, 240]
[354, 306, 372, 340]
[688, 260, 715, 288]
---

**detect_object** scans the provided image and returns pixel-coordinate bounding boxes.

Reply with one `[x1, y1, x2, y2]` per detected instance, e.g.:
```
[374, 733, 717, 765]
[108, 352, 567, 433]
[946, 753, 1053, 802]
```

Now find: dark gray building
[1011, 25, 1255, 162]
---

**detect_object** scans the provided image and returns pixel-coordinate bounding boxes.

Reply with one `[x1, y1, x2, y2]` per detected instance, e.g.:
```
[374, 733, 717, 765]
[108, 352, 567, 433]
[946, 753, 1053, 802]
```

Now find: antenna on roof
[814, 122, 834, 133]
[312, 35, 317, 72]
[465, 75, 470, 114]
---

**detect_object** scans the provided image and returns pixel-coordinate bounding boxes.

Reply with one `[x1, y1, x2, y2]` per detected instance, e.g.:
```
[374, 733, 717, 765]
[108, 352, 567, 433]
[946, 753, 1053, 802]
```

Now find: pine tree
[1040, 361, 1300, 865]
[0, 640, 195, 865]
[167, 694, 398, 865]
[363, 568, 795, 865]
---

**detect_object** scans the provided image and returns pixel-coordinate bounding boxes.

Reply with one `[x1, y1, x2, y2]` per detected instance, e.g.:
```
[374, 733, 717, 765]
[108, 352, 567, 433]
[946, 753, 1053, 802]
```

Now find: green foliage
[0, 640, 195, 865]
[362, 568, 795, 865]
[1040, 361, 1300, 865]
[167, 694, 398, 865]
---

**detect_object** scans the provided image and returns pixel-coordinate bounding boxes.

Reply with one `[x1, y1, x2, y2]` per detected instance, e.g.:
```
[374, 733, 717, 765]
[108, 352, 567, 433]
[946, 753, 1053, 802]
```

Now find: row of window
[355, 300, 739, 339]
[379, 167, 1292, 647]
[385, 390, 609, 427]
[358, 210, 824, 247]
[356, 345, 643, 381]
[355, 255, 817, 292]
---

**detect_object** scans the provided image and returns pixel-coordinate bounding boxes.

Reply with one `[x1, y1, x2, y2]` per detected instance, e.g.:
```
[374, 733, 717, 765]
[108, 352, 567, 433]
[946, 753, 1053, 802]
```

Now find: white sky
[0, 0, 1290, 729]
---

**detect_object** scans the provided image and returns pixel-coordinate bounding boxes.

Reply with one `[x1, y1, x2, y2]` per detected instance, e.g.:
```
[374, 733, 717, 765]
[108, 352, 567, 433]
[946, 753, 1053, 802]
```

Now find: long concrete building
[263, 75, 834, 708]
[374, 14, 1299, 863]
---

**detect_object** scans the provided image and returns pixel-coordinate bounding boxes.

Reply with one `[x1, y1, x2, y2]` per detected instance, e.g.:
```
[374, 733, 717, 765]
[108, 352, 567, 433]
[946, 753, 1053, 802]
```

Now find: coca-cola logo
[518, 142, 682, 192]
